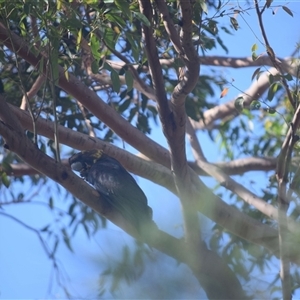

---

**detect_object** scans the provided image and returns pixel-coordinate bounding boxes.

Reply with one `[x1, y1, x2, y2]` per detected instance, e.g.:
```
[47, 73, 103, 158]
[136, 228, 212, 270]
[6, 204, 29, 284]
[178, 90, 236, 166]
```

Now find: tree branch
[254, 0, 295, 110]
[154, 0, 184, 56]
[0, 96, 248, 299]
[20, 74, 45, 110]
[4, 103, 299, 264]
[191, 67, 279, 130]
[0, 21, 170, 167]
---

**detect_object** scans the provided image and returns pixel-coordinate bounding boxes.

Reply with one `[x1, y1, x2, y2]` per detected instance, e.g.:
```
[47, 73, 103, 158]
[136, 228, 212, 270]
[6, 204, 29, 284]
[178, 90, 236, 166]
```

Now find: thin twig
[254, 0, 295, 110]
[3, 14, 37, 144]
[20, 74, 45, 110]
[0, 211, 52, 257]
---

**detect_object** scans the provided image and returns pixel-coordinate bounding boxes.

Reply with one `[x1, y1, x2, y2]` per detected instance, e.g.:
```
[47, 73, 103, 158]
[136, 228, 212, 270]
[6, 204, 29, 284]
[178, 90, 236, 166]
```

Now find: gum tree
[0, 1, 299, 299]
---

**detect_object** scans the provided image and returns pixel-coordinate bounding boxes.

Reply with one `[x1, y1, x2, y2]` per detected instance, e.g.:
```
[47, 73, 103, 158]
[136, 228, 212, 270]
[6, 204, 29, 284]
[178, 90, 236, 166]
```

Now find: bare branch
[7, 104, 177, 194]
[188, 156, 277, 175]
[110, 55, 297, 75]
[254, 1, 299, 296]
[154, 0, 184, 55]
[3, 102, 300, 265]
[186, 117, 207, 162]
[254, 0, 295, 110]
[276, 106, 300, 299]
[20, 74, 45, 110]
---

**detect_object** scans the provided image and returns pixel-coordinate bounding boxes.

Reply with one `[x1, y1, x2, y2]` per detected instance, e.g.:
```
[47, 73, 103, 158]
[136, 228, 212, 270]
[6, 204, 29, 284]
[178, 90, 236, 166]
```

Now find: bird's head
[69, 149, 104, 178]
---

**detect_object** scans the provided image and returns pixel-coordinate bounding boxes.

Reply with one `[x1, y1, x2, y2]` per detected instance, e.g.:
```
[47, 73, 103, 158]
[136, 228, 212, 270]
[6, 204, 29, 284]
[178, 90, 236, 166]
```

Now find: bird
[69, 149, 154, 234]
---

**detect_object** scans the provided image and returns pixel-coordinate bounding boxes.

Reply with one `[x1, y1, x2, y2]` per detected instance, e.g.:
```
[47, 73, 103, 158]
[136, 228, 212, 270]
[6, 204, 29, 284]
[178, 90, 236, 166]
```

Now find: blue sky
[1, 1, 300, 299]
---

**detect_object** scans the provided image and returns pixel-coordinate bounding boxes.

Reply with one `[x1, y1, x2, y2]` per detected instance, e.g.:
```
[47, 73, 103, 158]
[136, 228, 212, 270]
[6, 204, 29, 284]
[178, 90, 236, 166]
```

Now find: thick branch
[0, 99, 246, 300]
[110, 55, 296, 76]
[2, 19, 300, 269]
[7, 104, 177, 194]
[4, 105, 293, 263]
[0, 100, 189, 260]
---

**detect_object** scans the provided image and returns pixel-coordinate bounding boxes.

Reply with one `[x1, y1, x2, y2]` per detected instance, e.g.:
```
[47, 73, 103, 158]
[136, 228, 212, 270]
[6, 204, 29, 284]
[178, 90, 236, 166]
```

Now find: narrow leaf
[266, 0, 273, 8]
[125, 70, 133, 92]
[230, 17, 239, 31]
[220, 87, 229, 98]
[76, 29, 82, 52]
[251, 43, 258, 52]
[200, 1, 208, 14]
[282, 6, 293, 17]
[268, 108, 276, 114]
[284, 73, 293, 81]
[252, 52, 257, 61]
[115, 0, 131, 20]
[1, 173, 10, 188]
[251, 67, 261, 81]
[133, 12, 151, 27]
[111, 70, 121, 93]
[267, 82, 280, 101]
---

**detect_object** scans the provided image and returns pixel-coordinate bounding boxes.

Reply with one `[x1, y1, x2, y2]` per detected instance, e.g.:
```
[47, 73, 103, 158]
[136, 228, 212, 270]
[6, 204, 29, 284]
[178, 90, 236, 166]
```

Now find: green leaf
[250, 100, 261, 110]
[111, 70, 121, 93]
[50, 37, 59, 85]
[118, 99, 131, 112]
[282, 6, 293, 17]
[19, 21, 27, 37]
[104, 27, 118, 50]
[76, 29, 82, 52]
[234, 97, 244, 112]
[133, 12, 151, 27]
[115, 0, 132, 20]
[267, 107, 276, 114]
[251, 67, 261, 81]
[284, 73, 293, 81]
[125, 32, 140, 62]
[1, 172, 10, 188]
[90, 34, 101, 61]
[1, 161, 13, 173]
[125, 70, 133, 92]
[251, 43, 258, 52]
[267, 82, 280, 101]
[106, 13, 127, 28]
[91, 60, 99, 74]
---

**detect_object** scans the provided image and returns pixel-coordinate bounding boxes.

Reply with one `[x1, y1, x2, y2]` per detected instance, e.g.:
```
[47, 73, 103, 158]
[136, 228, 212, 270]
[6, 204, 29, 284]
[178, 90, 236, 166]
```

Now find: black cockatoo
[69, 149, 153, 233]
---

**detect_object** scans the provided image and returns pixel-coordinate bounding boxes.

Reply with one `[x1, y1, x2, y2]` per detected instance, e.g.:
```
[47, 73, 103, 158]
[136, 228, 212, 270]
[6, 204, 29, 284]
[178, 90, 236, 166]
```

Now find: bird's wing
[88, 161, 152, 227]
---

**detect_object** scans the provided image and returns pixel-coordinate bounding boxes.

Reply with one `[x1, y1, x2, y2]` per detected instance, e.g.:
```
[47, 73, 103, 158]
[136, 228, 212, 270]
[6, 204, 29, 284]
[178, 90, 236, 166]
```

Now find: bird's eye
[70, 161, 84, 171]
